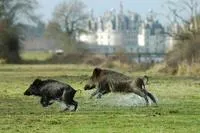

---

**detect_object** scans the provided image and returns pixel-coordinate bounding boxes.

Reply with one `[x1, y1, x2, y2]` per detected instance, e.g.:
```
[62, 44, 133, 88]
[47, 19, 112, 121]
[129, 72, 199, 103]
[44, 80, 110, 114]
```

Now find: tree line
[0, 0, 41, 62]
[0, 0, 199, 66]
[0, 0, 89, 63]
[164, 0, 200, 68]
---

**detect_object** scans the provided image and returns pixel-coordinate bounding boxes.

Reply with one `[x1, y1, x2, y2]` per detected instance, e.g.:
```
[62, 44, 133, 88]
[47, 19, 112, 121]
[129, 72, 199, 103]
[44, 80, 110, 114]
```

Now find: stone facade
[78, 2, 167, 55]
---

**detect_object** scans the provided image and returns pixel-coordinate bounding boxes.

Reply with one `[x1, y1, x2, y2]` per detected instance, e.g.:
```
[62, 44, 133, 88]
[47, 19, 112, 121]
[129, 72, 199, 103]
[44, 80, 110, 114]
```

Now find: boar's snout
[84, 84, 96, 90]
[24, 89, 31, 96]
[84, 85, 90, 90]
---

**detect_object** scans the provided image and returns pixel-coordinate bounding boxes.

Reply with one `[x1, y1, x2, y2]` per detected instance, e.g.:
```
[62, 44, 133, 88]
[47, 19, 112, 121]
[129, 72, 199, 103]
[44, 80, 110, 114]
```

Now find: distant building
[78, 2, 167, 62]
[79, 2, 141, 47]
[138, 14, 166, 53]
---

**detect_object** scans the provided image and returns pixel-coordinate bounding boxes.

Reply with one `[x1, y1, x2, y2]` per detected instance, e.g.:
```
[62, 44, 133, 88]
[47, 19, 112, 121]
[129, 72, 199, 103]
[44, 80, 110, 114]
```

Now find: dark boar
[84, 68, 157, 106]
[24, 79, 78, 111]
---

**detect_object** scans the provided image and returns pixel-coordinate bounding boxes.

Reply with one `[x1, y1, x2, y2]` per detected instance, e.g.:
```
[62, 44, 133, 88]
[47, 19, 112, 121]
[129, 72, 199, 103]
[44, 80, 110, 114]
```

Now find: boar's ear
[32, 78, 42, 86]
[93, 67, 101, 78]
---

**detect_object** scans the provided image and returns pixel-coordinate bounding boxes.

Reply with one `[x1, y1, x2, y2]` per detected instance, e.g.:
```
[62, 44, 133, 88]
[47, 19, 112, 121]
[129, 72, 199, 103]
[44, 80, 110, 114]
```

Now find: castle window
[88, 20, 92, 30]
[130, 48, 133, 52]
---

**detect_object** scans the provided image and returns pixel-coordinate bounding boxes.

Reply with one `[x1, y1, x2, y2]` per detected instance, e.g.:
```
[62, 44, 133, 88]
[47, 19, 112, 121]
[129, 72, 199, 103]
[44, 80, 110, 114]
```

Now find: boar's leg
[133, 89, 149, 106]
[90, 88, 100, 99]
[96, 90, 109, 99]
[71, 100, 78, 111]
[96, 80, 110, 99]
[144, 90, 157, 105]
[62, 87, 78, 111]
[40, 96, 53, 107]
[63, 105, 70, 111]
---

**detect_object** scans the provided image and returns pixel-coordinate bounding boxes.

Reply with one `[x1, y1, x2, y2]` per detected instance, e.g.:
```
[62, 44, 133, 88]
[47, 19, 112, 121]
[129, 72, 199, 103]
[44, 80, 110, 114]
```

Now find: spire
[89, 8, 94, 19]
[172, 9, 177, 23]
[120, 1, 123, 14]
[147, 9, 155, 22]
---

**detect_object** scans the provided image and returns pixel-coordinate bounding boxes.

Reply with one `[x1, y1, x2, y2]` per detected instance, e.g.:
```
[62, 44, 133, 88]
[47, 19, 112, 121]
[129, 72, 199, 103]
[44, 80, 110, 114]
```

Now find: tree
[45, 0, 89, 53]
[163, 0, 200, 39]
[0, 0, 39, 63]
[22, 20, 45, 39]
[162, 0, 200, 67]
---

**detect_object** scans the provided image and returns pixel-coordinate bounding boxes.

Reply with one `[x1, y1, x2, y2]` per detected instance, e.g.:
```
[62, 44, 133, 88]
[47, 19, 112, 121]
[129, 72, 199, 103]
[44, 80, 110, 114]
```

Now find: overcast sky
[37, 0, 166, 23]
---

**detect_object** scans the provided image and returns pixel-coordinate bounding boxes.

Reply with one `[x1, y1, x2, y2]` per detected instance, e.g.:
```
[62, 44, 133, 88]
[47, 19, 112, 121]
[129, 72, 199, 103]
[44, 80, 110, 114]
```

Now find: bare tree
[45, 0, 89, 53]
[163, 0, 200, 39]
[161, 0, 200, 67]
[52, 0, 89, 39]
[0, 0, 39, 62]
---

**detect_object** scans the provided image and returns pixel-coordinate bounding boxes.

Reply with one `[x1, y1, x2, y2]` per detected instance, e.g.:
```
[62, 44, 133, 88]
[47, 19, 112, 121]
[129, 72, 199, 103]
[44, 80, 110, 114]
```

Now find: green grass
[0, 64, 200, 133]
[20, 51, 53, 61]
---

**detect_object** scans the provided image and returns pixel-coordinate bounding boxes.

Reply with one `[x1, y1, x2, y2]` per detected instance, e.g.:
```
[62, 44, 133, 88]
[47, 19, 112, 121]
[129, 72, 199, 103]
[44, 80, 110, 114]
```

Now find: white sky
[37, 0, 166, 23]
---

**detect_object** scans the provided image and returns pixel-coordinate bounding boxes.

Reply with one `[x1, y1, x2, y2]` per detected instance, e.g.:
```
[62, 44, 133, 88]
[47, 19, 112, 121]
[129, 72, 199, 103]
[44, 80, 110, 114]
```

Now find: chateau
[78, 2, 169, 62]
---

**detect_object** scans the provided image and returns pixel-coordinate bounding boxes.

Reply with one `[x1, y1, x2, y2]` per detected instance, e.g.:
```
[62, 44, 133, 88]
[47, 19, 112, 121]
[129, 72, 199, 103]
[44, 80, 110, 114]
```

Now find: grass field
[0, 64, 200, 133]
[20, 51, 52, 61]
